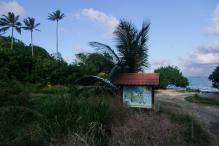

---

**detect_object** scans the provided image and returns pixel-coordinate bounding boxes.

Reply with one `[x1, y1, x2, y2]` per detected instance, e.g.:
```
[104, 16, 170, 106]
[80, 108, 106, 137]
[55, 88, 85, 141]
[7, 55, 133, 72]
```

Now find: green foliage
[76, 52, 114, 77]
[77, 20, 151, 91]
[0, 83, 109, 145]
[0, 80, 30, 106]
[0, 82, 217, 146]
[0, 106, 48, 146]
[209, 66, 219, 89]
[0, 36, 74, 84]
[0, 12, 22, 49]
[0, 36, 115, 85]
[23, 17, 40, 32]
[38, 87, 109, 145]
[185, 94, 219, 106]
[114, 20, 150, 72]
[154, 66, 189, 88]
[89, 20, 150, 81]
[48, 10, 64, 21]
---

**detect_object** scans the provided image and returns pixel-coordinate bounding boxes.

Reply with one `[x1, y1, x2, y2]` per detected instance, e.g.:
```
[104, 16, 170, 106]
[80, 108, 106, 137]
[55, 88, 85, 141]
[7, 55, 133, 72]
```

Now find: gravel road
[155, 89, 219, 139]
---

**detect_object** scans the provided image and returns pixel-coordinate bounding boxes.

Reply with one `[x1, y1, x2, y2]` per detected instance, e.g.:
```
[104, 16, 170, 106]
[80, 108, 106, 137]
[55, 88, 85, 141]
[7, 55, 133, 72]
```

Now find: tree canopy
[154, 66, 188, 89]
[89, 20, 150, 81]
[0, 12, 22, 49]
[0, 36, 115, 85]
[209, 66, 219, 89]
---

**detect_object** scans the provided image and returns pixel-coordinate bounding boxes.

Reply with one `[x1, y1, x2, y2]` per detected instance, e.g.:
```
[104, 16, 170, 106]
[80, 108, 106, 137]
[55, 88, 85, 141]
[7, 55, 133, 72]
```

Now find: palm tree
[48, 10, 64, 55]
[23, 17, 40, 57]
[76, 20, 150, 91]
[0, 12, 22, 49]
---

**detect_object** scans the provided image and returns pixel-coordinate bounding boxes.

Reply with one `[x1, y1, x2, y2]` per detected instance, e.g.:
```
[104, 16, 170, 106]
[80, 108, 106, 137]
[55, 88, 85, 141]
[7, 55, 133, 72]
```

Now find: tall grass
[0, 82, 217, 146]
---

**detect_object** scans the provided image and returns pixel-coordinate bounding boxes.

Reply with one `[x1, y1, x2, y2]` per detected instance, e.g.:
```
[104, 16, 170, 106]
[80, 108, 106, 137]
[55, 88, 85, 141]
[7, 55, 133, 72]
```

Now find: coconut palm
[77, 20, 150, 91]
[23, 17, 40, 57]
[0, 12, 22, 49]
[48, 10, 64, 55]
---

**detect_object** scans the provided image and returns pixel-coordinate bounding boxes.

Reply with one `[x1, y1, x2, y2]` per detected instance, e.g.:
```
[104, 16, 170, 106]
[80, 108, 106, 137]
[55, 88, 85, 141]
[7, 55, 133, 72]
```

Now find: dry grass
[109, 111, 188, 146]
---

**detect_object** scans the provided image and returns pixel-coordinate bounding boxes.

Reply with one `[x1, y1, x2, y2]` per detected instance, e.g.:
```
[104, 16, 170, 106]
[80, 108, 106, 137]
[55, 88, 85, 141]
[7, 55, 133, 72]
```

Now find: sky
[0, 0, 219, 77]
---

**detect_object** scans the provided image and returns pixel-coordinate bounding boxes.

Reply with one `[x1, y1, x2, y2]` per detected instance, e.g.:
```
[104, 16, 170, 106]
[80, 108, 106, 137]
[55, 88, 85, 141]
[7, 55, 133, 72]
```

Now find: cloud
[77, 8, 119, 38]
[0, 1, 26, 16]
[208, 4, 219, 34]
[151, 59, 170, 68]
[180, 41, 219, 76]
[193, 42, 219, 64]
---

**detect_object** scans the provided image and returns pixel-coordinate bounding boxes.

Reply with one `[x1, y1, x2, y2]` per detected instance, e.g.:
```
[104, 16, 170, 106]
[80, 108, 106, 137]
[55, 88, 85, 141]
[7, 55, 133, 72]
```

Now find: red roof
[113, 73, 160, 86]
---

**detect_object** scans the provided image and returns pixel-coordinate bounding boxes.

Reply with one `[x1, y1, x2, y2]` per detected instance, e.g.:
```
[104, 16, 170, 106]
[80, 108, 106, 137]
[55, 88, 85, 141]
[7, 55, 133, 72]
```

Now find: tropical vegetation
[154, 66, 189, 88]
[48, 10, 64, 57]
[23, 17, 40, 57]
[185, 94, 219, 106]
[209, 66, 219, 89]
[0, 12, 22, 49]
[0, 10, 217, 145]
[77, 20, 150, 89]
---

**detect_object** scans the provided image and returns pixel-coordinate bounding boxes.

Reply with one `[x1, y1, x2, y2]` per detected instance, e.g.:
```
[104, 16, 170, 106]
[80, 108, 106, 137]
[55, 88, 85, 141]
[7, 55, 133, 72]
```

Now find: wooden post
[191, 119, 194, 138]
[152, 86, 154, 104]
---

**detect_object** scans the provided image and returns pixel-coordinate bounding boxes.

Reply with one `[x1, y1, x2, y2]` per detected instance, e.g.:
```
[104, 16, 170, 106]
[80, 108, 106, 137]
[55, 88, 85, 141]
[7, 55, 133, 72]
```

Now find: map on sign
[123, 86, 152, 108]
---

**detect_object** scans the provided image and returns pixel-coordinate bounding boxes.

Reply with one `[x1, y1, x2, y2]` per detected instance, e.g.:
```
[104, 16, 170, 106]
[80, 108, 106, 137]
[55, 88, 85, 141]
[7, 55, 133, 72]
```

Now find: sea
[187, 76, 219, 92]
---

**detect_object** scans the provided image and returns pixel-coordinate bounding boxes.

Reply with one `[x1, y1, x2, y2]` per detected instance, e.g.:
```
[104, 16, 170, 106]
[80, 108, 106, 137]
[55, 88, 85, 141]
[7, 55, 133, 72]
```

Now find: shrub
[33, 87, 109, 145]
[209, 66, 219, 89]
[0, 80, 30, 106]
[154, 66, 188, 88]
[0, 106, 48, 146]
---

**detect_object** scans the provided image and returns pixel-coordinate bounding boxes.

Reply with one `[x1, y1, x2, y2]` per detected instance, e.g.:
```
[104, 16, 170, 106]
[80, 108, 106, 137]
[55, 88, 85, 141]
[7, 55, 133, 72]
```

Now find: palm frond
[89, 41, 120, 63]
[0, 18, 9, 26]
[75, 75, 117, 92]
[113, 19, 150, 72]
[108, 64, 122, 81]
[0, 26, 10, 32]
[15, 27, 21, 34]
[23, 17, 40, 31]
[48, 10, 64, 21]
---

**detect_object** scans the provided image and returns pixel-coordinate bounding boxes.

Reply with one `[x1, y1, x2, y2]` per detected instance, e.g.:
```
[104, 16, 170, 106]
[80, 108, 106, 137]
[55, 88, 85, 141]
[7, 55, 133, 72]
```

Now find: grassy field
[0, 81, 217, 146]
[185, 94, 219, 106]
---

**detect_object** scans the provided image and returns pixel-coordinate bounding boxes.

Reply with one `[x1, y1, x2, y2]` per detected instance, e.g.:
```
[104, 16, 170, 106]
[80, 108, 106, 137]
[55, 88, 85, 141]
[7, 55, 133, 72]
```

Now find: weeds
[185, 94, 219, 106]
[0, 83, 217, 146]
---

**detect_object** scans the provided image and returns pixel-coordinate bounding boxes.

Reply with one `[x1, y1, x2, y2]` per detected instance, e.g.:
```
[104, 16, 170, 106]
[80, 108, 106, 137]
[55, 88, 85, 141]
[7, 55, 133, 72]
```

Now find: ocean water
[187, 76, 219, 92]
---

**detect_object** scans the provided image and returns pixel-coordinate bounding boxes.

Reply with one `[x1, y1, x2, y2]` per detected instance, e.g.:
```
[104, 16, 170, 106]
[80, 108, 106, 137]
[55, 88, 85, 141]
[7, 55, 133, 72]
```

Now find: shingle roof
[113, 73, 160, 86]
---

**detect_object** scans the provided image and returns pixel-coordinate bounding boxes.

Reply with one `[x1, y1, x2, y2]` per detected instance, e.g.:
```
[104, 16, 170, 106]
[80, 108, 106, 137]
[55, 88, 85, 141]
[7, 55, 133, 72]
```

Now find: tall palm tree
[77, 20, 150, 91]
[0, 12, 22, 49]
[23, 17, 40, 57]
[48, 10, 64, 55]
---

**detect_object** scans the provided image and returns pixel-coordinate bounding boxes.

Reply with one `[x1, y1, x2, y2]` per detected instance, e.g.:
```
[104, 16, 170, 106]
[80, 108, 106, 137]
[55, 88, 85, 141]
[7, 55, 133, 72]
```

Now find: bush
[209, 66, 219, 89]
[32, 87, 109, 145]
[154, 66, 189, 88]
[185, 94, 219, 106]
[0, 80, 30, 106]
[0, 106, 48, 146]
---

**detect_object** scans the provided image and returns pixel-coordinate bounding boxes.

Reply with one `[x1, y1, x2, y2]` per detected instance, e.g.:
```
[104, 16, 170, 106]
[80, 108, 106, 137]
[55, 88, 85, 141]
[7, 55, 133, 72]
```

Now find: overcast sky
[0, 0, 219, 77]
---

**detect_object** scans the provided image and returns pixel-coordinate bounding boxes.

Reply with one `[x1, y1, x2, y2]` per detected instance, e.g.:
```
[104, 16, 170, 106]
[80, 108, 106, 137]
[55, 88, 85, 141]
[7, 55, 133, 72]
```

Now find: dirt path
[155, 89, 219, 139]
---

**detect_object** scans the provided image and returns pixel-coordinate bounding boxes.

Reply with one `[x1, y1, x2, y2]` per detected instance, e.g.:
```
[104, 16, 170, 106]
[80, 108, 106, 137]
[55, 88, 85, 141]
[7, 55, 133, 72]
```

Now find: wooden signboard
[123, 86, 152, 108]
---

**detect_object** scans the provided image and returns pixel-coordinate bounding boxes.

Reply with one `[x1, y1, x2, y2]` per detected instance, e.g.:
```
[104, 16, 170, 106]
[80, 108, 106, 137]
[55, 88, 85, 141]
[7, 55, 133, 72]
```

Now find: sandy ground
[155, 89, 219, 139]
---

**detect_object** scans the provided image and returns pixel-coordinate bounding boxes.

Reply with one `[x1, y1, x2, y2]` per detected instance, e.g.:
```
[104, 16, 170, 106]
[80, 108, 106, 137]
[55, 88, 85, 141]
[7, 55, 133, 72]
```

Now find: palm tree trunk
[56, 20, 59, 54]
[31, 31, 33, 57]
[11, 27, 14, 49]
